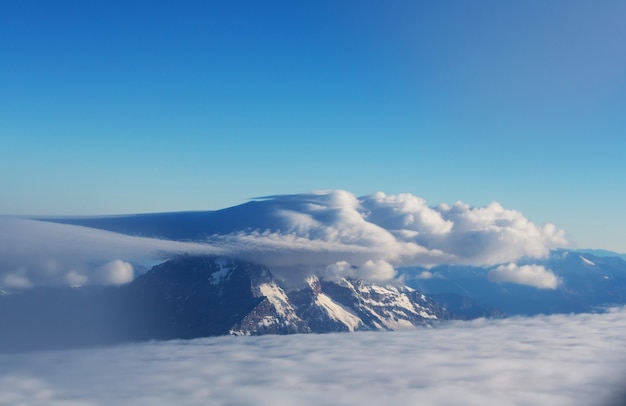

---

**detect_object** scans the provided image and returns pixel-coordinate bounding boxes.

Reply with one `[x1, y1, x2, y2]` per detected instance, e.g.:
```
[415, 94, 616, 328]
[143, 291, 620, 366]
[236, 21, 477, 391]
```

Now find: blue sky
[1, 1, 625, 252]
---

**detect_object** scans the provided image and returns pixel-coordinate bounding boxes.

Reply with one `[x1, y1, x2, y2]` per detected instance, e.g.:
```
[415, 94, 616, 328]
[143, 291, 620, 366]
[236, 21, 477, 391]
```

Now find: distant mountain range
[400, 249, 626, 316]
[571, 248, 626, 261]
[3, 250, 626, 352]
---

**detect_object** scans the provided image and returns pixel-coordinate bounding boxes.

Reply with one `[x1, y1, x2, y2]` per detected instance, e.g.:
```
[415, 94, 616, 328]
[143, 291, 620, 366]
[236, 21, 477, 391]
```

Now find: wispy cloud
[1, 307, 624, 405]
[0, 217, 223, 287]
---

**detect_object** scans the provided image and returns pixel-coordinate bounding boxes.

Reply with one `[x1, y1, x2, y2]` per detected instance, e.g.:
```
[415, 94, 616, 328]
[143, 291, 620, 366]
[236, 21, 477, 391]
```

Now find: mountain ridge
[401, 250, 626, 316]
[0, 255, 464, 353]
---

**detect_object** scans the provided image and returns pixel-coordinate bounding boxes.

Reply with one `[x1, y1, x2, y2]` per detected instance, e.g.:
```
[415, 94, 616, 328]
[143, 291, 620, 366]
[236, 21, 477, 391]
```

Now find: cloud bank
[0, 190, 566, 287]
[1, 307, 625, 405]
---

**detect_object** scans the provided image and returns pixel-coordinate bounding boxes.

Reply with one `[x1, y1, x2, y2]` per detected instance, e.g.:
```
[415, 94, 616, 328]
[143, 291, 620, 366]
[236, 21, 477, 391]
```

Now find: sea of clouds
[1, 307, 625, 406]
[0, 190, 567, 289]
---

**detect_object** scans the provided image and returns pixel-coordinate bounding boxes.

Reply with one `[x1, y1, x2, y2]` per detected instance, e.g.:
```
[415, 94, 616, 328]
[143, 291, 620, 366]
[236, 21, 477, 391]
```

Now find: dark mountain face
[0, 256, 447, 353]
[400, 250, 626, 316]
[124, 256, 269, 340]
[0, 256, 269, 352]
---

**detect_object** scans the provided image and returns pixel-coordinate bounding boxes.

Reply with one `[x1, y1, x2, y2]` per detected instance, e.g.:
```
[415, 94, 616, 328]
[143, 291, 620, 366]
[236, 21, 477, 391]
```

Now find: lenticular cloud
[213, 191, 566, 276]
[0, 190, 567, 287]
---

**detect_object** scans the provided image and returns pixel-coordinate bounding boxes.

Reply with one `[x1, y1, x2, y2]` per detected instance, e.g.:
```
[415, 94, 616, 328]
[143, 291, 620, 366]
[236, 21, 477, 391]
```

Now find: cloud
[1, 308, 625, 405]
[323, 259, 396, 283]
[0, 191, 567, 286]
[360, 192, 454, 236]
[58, 261, 134, 287]
[2, 272, 33, 289]
[416, 270, 433, 279]
[92, 260, 135, 286]
[65, 270, 88, 287]
[210, 191, 566, 282]
[205, 191, 565, 281]
[359, 260, 397, 282]
[0, 217, 223, 288]
[487, 263, 560, 289]
[430, 200, 566, 265]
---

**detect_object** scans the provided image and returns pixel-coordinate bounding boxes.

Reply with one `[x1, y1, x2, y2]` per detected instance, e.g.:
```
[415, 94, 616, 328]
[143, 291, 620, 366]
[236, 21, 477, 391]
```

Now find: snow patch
[314, 293, 362, 332]
[257, 283, 295, 318]
[580, 256, 596, 266]
[209, 258, 234, 284]
[380, 318, 417, 330]
[419, 310, 438, 319]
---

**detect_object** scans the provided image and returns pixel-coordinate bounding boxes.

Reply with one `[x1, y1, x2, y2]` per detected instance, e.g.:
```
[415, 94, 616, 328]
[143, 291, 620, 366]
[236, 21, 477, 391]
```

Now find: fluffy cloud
[487, 263, 560, 289]
[360, 192, 454, 236]
[0, 191, 567, 287]
[60, 261, 134, 287]
[65, 270, 88, 287]
[2, 272, 33, 289]
[93, 260, 135, 285]
[210, 191, 566, 282]
[1, 308, 625, 405]
[416, 270, 434, 280]
[323, 259, 396, 282]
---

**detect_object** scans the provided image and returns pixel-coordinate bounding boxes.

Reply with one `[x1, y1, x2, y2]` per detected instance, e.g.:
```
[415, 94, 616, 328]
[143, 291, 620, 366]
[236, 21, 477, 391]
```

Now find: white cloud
[322, 259, 398, 282]
[214, 191, 566, 281]
[358, 260, 397, 282]
[92, 260, 134, 285]
[432, 200, 566, 265]
[65, 270, 88, 287]
[324, 261, 355, 280]
[487, 263, 560, 289]
[361, 192, 454, 235]
[1, 308, 625, 405]
[204, 191, 566, 282]
[416, 270, 433, 279]
[2, 272, 32, 289]
[0, 191, 568, 286]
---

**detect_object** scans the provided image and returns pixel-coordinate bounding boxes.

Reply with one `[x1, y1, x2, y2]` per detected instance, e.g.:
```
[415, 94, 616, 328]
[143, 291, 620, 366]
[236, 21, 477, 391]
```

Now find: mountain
[0, 255, 452, 353]
[571, 248, 626, 261]
[287, 276, 446, 333]
[400, 249, 626, 316]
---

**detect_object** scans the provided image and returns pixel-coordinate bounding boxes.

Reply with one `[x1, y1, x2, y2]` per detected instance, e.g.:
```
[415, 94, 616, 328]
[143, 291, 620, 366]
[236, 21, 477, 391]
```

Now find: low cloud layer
[0, 190, 567, 287]
[1, 308, 625, 405]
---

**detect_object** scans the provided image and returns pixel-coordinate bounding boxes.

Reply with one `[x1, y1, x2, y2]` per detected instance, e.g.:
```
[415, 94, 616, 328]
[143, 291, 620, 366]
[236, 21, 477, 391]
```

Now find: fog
[1, 307, 625, 406]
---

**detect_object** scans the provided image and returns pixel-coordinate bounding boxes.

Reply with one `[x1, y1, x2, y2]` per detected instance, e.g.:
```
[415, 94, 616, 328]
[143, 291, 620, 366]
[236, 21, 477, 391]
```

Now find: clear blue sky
[1, 0, 625, 252]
